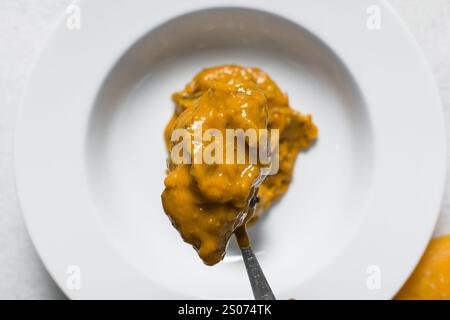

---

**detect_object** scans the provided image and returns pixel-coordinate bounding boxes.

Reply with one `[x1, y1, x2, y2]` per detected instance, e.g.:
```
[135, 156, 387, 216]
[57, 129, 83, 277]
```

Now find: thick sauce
[161, 65, 318, 265]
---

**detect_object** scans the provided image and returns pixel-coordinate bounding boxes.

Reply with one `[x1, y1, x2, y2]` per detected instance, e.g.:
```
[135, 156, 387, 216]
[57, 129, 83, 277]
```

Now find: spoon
[235, 195, 276, 300]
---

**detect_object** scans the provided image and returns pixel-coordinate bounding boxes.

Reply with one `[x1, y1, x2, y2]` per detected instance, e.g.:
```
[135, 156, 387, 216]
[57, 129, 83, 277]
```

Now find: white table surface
[1, 0, 449, 299]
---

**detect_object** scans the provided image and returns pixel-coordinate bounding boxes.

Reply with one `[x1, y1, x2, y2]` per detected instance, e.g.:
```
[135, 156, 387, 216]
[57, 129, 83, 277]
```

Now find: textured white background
[0, 0, 449, 299]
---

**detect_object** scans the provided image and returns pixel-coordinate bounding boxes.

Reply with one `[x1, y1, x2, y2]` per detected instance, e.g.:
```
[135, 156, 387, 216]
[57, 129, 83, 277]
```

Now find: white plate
[15, 0, 446, 299]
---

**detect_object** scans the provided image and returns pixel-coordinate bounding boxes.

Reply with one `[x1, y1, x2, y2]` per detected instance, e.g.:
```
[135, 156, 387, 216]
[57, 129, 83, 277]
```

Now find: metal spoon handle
[240, 246, 276, 300]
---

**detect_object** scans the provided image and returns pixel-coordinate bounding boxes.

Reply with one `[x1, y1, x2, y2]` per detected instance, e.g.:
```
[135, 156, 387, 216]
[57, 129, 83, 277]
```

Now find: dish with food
[162, 65, 317, 265]
[14, 0, 446, 299]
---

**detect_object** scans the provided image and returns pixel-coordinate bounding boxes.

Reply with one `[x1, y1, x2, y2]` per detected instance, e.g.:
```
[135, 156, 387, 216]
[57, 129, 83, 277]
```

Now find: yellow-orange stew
[161, 65, 318, 265]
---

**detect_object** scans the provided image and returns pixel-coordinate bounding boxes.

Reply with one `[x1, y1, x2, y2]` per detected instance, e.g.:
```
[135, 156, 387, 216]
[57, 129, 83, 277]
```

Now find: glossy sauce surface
[162, 65, 318, 265]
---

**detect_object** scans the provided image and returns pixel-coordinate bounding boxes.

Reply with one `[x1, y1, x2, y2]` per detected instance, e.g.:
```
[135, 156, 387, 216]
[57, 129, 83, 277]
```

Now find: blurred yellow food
[395, 234, 450, 300]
